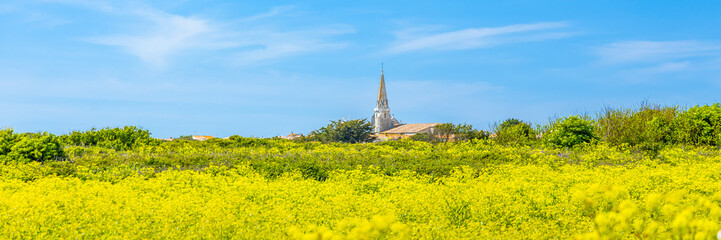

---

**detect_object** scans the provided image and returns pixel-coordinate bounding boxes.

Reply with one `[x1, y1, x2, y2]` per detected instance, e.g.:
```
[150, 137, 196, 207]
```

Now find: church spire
[372, 64, 395, 134]
[376, 66, 388, 109]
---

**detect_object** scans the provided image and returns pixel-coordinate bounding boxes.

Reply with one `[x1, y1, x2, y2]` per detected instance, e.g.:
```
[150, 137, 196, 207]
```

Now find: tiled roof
[279, 133, 302, 140]
[381, 123, 441, 134]
[192, 135, 215, 141]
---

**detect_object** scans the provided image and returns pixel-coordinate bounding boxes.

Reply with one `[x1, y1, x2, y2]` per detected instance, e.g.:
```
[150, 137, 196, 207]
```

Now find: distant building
[279, 133, 302, 140]
[192, 135, 214, 141]
[370, 67, 439, 141]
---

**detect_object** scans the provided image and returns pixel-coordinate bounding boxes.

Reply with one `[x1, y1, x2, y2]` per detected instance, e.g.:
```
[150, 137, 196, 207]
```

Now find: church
[371, 68, 440, 141]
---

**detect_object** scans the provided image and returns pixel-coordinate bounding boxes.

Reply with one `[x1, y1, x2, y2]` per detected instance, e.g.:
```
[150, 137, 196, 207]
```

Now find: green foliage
[297, 159, 329, 181]
[0, 129, 20, 156]
[228, 135, 276, 147]
[544, 115, 598, 148]
[499, 118, 522, 129]
[445, 198, 472, 227]
[596, 104, 677, 153]
[407, 132, 437, 143]
[176, 135, 195, 141]
[13, 124, 721, 184]
[13, 131, 721, 184]
[454, 124, 489, 141]
[671, 104, 721, 146]
[493, 118, 536, 145]
[426, 123, 488, 143]
[60, 126, 159, 151]
[49, 137, 538, 181]
[433, 123, 456, 141]
[376, 138, 433, 150]
[1, 130, 65, 163]
[308, 119, 375, 143]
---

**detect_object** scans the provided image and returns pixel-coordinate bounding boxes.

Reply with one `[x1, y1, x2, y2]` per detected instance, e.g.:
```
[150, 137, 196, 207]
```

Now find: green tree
[434, 123, 457, 142]
[414, 123, 488, 143]
[454, 124, 489, 141]
[493, 118, 536, 145]
[499, 118, 523, 129]
[544, 115, 598, 148]
[309, 119, 375, 143]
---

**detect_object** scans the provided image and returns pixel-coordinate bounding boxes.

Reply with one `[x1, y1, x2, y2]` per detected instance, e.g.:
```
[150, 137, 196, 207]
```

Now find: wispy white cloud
[56, 2, 353, 67]
[387, 22, 572, 54]
[89, 9, 216, 66]
[9, 1, 349, 67]
[595, 40, 721, 64]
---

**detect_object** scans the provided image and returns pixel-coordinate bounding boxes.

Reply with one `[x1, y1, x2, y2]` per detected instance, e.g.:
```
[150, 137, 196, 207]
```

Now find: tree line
[303, 103, 721, 153]
[3, 103, 721, 163]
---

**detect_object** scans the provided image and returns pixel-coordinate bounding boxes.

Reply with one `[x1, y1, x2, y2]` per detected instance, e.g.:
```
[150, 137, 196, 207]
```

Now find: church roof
[380, 123, 441, 134]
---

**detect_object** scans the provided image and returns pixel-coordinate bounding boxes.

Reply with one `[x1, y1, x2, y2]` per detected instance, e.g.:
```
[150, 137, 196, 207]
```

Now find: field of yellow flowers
[2, 140, 721, 239]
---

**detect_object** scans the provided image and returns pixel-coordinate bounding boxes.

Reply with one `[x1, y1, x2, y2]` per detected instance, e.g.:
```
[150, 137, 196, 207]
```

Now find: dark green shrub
[298, 160, 329, 181]
[461, 128, 490, 141]
[493, 118, 536, 145]
[60, 126, 159, 150]
[672, 104, 721, 146]
[544, 115, 598, 148]
[308, 119, 375, 143]
[176, 135, 195, 141]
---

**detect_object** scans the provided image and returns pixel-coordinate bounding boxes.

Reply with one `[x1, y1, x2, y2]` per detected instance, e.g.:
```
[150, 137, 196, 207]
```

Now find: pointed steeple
[372, 64, 397, 134]
[376, 67, 389, 109]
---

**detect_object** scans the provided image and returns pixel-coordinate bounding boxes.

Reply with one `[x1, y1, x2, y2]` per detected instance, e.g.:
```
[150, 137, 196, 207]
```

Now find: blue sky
[1, 1, 721, 138]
